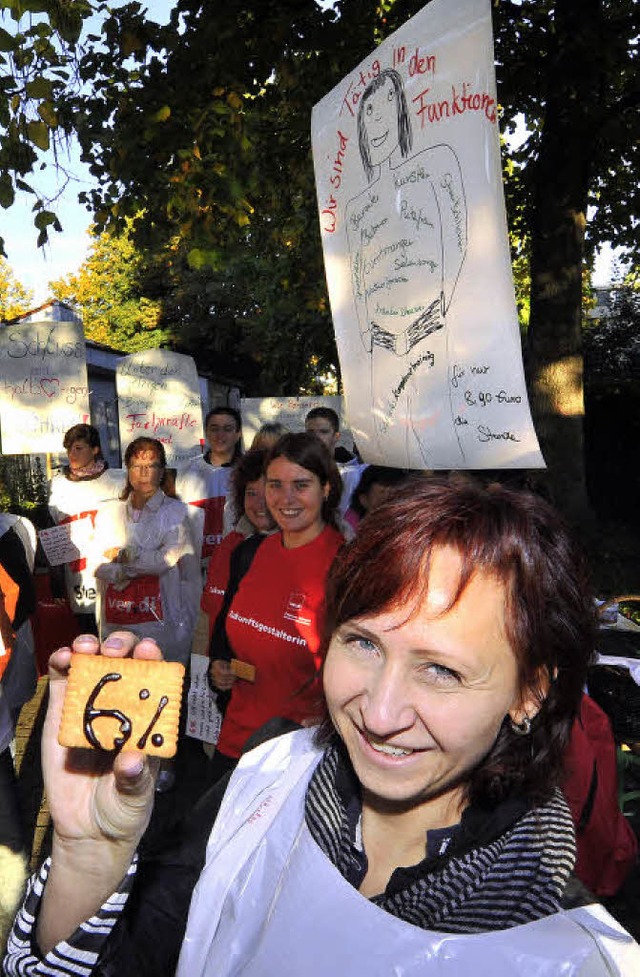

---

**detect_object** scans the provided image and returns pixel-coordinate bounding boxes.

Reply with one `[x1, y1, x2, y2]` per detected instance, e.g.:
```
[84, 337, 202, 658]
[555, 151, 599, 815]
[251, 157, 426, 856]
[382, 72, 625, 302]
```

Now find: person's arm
[121, 519, 193, 579]
[35, 633, 160, 952]
[5, 764, 233, 977]
[0, 527, 36, 629]
[430, 143, 467, 313]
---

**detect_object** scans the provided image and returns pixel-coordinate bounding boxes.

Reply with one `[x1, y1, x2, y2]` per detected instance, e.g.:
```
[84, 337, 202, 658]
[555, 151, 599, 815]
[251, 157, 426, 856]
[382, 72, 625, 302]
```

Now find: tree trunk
[526, 0, 604, 529]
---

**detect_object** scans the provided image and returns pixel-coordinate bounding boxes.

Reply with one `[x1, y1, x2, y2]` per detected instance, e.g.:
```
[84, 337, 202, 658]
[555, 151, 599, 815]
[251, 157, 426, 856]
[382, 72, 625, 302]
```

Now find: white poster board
[241, 395, 354, 451]
[0, 320, 90, 453]
[312, 0, 544, 470]
[116, 350, 203, 466]
[186, 653, 223, 744]
[38, 518, 93, 567]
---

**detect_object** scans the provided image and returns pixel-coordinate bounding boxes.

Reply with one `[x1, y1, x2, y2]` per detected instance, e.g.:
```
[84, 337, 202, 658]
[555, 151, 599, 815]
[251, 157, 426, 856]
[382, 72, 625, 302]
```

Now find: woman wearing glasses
[91, 437, 200, 664]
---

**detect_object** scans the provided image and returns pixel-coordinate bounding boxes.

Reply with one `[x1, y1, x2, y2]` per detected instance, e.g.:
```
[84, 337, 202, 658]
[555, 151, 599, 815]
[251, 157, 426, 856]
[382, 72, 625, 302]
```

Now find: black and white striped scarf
[305, 740, 576, 933]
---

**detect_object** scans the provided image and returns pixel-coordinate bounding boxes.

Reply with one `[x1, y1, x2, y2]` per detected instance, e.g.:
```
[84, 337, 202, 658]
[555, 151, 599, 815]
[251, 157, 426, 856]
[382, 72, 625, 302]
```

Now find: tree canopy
[2, 0, 638, 513]
[0, 256, 32, 319]
[0, 0, 94, 255]
[49, 219, 169, 350]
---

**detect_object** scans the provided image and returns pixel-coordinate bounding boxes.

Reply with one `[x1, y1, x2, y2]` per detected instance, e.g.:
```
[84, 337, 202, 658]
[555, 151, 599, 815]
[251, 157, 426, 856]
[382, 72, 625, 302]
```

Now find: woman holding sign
[91, 437, 200, 665]
[5, 478, 638, 976]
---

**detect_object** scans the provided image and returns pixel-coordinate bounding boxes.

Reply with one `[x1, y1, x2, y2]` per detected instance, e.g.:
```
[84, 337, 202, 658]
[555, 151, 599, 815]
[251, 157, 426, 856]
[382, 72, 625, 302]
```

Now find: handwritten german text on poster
[0, 320, 90, 453]
[116, 350, 203, 466]
[311, 0, 543, 469]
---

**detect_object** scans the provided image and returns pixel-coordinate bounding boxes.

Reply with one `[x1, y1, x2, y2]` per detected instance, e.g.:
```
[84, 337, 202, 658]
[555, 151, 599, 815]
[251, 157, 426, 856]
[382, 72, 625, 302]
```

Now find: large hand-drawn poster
[312, 0, 544, 469]
[116, 350, 203, 466]
[0, 320, 90, 453]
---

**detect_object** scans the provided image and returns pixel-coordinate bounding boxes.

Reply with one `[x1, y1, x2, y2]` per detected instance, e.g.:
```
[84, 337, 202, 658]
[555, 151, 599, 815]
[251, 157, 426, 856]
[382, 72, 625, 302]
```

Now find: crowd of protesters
[0, 405, 639, 974]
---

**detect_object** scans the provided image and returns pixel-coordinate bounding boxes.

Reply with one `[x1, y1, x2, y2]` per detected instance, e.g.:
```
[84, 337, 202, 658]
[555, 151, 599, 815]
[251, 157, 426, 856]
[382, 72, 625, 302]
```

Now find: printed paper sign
[0, 320, 90, 453]
[117, 350, 203, 466]
[311, 0, 544, 469]
[38, 517, 93, 567]
[241, 395, 354, 451]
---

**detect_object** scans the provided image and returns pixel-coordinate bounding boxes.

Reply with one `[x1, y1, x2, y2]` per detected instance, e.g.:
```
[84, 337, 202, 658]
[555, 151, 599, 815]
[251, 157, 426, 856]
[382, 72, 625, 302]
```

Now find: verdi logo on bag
[105, 576, 163, 624]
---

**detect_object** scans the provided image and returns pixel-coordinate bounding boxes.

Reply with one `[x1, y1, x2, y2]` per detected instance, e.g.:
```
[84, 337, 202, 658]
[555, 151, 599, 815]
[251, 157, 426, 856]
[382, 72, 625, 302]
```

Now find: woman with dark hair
[207, 432, 344, 779]
[201, 448, 275, 637]
[91, 437, 199, 663]
[177, 407, 243, 572]
[48, 424, 124, 632]
[344, 464, 412, 530]
[357, 67, 412, 183]
[6, 479, 638, 976]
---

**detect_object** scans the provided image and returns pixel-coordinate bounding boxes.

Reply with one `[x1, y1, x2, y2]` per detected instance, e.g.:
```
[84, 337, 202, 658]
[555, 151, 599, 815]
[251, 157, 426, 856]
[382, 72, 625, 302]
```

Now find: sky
[1, 1, 619, 306]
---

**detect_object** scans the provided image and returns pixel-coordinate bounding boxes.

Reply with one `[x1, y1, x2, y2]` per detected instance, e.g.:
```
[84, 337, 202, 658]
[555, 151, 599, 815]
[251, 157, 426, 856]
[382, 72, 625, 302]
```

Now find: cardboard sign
[312, 0, 544, 470]
[0, 320, 90, 453]
[117, 350, 203, 466]
[241, 395, 355, 451]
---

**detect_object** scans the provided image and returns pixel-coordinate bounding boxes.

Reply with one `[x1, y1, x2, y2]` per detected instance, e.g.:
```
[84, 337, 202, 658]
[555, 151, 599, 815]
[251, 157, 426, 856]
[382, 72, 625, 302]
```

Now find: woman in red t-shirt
[201, 449, 275, 638]
[209, 433, 344, 779]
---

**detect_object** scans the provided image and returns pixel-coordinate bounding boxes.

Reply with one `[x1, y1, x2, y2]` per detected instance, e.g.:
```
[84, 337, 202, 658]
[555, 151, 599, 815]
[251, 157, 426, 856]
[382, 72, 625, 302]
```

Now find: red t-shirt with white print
[217, 525, 343, 758]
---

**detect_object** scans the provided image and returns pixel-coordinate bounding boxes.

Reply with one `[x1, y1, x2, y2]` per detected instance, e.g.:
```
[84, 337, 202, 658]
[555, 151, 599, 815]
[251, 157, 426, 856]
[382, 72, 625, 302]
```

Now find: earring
[510, 715, 531, 736]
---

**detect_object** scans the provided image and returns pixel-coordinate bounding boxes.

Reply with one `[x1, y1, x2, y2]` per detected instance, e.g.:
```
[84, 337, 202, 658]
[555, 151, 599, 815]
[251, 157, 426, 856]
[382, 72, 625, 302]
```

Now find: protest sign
[187, 653, 224, 745]
[116, 350, 203, 466]
[312, 0, 544, 470]
[38, 518, 93, 567]
[0, 320, 90, 453]
[241, 395, 354, 451]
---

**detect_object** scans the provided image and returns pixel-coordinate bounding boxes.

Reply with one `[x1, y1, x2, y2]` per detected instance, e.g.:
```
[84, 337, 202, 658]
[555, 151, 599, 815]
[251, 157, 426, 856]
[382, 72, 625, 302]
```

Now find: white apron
[178, 730, 639, 977]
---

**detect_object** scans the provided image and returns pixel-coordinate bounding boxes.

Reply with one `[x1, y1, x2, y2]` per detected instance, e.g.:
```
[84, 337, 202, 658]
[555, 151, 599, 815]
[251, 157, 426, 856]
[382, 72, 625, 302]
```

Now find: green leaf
[151, 104, 170, 122]
[37, 101, 57, 127]
[26, 77, 53, 99]
[0, 174, 14, 208]
[26, 120, 49, 150]
[0, 28, 17, 52]
[34, 209, 56, 230]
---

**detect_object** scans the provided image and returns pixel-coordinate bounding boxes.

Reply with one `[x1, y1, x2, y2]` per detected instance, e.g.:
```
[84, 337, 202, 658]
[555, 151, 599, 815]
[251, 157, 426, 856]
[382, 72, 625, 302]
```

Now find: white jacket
[175, 456, 232, 569]
[92, 490, 200, 663]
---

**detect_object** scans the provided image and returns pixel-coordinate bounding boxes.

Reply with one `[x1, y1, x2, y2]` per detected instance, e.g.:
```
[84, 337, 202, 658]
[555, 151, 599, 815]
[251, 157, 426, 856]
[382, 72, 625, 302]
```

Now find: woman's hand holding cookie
[38, 632, 163, 954]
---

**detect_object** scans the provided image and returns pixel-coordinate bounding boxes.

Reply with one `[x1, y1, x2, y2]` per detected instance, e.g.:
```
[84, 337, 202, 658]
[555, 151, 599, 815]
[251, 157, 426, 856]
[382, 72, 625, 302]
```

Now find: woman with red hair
[6, 478, 638, 976]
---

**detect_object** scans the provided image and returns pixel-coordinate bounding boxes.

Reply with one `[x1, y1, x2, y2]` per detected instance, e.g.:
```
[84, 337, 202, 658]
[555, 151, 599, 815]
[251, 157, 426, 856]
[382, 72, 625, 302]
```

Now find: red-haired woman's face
[128, 448, 163, 500]
[323, 546, 539, 826]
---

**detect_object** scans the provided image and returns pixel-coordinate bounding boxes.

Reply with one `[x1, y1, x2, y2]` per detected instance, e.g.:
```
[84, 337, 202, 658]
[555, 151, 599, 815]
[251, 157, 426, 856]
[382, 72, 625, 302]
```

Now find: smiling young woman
[207, 434, 344, 778]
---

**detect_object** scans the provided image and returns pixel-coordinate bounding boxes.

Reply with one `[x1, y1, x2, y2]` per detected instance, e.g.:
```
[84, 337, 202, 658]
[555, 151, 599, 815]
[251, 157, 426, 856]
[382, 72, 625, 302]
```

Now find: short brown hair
[63, 423, 103, 459]
[230, 448, 269, 520]
[321, 476, 596, 805]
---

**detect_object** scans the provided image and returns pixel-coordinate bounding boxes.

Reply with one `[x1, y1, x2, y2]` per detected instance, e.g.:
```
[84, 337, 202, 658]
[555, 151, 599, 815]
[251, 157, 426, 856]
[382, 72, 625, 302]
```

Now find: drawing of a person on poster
[312, 0, 544, 472]
[346, 68, 467, 466]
